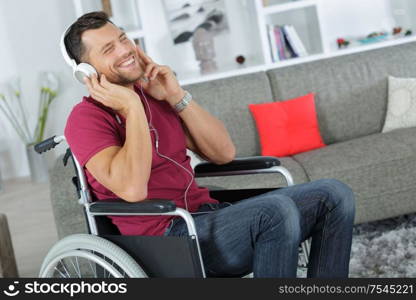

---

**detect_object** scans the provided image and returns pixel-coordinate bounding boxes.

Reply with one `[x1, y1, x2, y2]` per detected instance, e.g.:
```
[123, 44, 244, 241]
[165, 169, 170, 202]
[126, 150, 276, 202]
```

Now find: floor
[0, 177, 58, 277]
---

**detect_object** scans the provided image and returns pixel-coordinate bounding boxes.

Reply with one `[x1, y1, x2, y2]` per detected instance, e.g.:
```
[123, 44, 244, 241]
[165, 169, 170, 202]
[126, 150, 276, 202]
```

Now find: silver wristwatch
[174, 90, 192, 113]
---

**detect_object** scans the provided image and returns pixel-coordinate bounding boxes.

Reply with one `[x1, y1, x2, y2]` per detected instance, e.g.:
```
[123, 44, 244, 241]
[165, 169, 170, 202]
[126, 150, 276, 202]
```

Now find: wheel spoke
[86, 256, 96, 278]
[54, 266, 68, 278]
[108, 260, 115, 278]
[59, 260, 71, 278]
[75, 256, 81, 278]
[69, 257, 81, 278]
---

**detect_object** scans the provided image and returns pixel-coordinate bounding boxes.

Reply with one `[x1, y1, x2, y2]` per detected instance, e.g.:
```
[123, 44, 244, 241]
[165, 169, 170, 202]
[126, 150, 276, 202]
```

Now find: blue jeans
[163, 179, 355, 278]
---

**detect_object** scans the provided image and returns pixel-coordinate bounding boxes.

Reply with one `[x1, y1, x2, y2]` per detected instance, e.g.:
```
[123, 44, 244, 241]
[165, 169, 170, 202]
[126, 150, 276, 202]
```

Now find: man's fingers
[91, 73, 106, 91]
[136, 46, 153, 64]
[90, 89, 109, 104]
[84, 76, 107, 102]
[100, 74, 111, 88]
[158, 65, 172, 76]
[84, 77, 97, 95]
[84, 76, 92, 90]
[91, 74, 109, 94]
[89, 73, 102, 91]
[144, 63, 158, 79]
[149, 65, 160, 80]
[136, 49, 150, 75]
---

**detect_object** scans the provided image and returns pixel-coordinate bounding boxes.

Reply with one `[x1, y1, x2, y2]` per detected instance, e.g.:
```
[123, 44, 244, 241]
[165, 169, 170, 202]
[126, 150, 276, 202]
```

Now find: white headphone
[60, 25, 136, 84]
[60, 27, 98, 84]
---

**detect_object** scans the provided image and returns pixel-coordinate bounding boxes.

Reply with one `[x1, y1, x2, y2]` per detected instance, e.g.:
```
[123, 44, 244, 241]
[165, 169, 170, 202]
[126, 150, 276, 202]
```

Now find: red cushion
[248, 93, 326, 157]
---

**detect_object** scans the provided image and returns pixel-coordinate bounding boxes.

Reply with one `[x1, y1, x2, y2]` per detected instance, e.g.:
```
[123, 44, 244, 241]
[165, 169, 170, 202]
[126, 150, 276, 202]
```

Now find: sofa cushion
[248, 93, 325, 156]
[382, 76, 416, 133]
[293, 129, 416, 223]
[267, 42, 416, 145]
[184, 72, 274, 157]
[384, 126, 416, 150]
[196, 156, 309, 190]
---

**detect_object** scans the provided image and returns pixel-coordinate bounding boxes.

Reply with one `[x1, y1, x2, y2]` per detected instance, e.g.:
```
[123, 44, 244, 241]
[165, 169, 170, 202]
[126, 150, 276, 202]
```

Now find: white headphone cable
[138, 85, 194, 212]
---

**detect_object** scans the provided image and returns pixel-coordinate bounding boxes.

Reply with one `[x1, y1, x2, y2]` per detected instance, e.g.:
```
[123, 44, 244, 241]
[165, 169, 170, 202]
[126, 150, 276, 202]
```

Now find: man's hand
[136, 46, 185, 106]
[84, 74, 140, 115]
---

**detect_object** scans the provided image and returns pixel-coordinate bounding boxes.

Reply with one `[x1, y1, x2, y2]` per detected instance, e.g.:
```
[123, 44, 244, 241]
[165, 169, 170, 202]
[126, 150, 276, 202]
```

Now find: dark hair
[64, 11, 113, 64]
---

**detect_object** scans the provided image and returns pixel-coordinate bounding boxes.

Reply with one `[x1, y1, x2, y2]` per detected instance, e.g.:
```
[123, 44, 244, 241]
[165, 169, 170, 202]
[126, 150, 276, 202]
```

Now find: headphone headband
[60, 27, 77, 69]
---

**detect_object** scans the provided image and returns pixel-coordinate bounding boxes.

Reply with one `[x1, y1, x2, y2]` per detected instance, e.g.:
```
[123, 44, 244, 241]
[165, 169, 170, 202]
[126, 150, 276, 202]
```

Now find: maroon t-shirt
[64, 84, 218, 236]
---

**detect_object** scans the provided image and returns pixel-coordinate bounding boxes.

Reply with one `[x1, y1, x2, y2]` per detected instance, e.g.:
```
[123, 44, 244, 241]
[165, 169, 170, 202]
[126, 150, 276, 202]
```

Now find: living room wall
[0, 0, 84, 179]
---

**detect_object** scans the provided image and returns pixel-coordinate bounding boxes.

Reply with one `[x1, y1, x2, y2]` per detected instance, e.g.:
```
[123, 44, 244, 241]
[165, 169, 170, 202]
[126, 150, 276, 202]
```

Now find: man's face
[81, 22, 143, 85]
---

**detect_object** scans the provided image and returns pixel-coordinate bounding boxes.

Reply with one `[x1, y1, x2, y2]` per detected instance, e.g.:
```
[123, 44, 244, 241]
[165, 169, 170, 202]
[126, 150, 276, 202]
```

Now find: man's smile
[117, 55, 138, 70]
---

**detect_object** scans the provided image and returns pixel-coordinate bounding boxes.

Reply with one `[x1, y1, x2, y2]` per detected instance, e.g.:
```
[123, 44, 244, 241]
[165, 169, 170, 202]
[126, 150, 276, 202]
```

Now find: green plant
[0, 72, 59, 145]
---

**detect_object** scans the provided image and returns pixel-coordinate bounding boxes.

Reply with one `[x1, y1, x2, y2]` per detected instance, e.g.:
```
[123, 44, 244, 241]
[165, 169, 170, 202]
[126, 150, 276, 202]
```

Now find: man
[64, 12, 355, 278]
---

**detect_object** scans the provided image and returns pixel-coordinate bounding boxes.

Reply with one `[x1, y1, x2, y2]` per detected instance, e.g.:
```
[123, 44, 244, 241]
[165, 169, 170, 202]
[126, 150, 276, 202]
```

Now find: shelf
[179, 59, 266, 86]
[180, 36, 416, 86]
[264, 4, 324, 59]
[328, 34, 416, 58]
[262, 0, 317, 15]
[72, 0, 416, 87]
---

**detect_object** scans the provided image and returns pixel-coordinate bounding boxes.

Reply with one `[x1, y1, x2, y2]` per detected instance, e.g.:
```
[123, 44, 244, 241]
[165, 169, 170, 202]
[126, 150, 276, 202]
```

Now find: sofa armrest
[89, 199, 176, 214]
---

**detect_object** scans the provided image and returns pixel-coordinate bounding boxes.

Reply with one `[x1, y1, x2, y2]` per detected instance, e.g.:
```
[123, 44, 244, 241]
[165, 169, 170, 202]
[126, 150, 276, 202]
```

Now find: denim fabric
[164, 179, 355, 278]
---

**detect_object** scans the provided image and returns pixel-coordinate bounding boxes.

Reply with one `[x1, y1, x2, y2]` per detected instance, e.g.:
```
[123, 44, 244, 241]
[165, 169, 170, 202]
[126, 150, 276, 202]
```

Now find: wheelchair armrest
[89, 199, 176, 214]
[194, 156, 281, 177]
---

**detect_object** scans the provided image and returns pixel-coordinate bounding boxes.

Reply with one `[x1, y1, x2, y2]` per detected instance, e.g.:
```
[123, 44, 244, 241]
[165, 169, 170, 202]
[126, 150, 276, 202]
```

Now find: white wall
[389, 0, 416, 31]
[0, 0, 86, 179]
[0, 5, 20, 180]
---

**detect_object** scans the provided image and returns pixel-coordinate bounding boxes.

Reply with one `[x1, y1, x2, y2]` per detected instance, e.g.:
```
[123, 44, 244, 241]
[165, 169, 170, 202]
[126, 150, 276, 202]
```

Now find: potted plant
[0, 72, 59, 183]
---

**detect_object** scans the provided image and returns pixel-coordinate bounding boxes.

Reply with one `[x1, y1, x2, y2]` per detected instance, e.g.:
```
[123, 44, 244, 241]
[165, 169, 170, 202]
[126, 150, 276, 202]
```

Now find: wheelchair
[35, 135, 311, 278]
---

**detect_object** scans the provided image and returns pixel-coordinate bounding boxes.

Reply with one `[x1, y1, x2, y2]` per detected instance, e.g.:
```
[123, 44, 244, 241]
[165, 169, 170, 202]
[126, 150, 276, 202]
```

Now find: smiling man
[64, 12, 355, 278]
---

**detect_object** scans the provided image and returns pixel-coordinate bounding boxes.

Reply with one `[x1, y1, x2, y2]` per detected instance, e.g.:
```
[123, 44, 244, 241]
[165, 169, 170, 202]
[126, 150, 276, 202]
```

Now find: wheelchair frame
[36, 135, 310, 278]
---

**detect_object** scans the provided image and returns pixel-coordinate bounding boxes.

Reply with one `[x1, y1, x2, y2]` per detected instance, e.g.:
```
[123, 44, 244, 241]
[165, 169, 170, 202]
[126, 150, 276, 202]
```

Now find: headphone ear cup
[74, 63, 98, 84]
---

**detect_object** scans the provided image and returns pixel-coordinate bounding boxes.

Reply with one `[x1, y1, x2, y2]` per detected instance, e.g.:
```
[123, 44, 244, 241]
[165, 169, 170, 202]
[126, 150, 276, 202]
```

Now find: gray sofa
[50, 41, 416, 238]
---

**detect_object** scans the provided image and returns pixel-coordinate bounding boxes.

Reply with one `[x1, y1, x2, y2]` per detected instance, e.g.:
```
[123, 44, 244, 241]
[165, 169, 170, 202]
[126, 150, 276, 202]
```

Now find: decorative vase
[192, 27, 218, 75]
[26, 145, 49, 183]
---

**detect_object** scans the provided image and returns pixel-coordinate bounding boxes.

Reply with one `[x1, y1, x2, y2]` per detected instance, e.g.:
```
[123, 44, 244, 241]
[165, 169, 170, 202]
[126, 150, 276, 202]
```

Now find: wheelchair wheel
[39, 234, 147, 278]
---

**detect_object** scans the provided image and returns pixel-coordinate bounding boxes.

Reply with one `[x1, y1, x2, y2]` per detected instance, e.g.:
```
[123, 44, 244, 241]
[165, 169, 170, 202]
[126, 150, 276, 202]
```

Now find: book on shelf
[267, 24, 308, 62]
[283, 25, 308, 57]
[274, 26, 287, 60]
[267, 24, 280, 62]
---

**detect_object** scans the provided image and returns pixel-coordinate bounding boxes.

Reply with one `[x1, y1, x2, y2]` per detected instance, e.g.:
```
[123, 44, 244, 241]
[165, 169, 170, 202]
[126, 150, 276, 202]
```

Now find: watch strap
[174, 90, 192, 113]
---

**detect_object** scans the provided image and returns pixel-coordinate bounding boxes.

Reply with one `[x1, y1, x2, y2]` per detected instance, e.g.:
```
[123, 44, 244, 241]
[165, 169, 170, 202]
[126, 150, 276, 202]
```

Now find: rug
[297, 213, 416, 278]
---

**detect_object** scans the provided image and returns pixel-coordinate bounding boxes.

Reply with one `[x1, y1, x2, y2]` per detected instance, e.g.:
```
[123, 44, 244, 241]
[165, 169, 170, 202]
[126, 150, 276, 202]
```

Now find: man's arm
[84, 74, 152, 202]
[175, 95, 236, 165]
[181, 122, 210, 161]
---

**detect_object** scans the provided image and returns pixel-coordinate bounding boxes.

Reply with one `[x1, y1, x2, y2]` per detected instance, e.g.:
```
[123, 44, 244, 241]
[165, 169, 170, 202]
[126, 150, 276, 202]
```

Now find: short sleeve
[64, 104, 122, 167]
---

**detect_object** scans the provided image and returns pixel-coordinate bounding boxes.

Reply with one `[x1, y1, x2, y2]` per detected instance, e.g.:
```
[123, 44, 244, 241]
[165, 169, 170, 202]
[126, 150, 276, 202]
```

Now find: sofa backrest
[267, 42, 416, 144]
[184, 42, 416, 155]
[184, 72, 273, 157]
